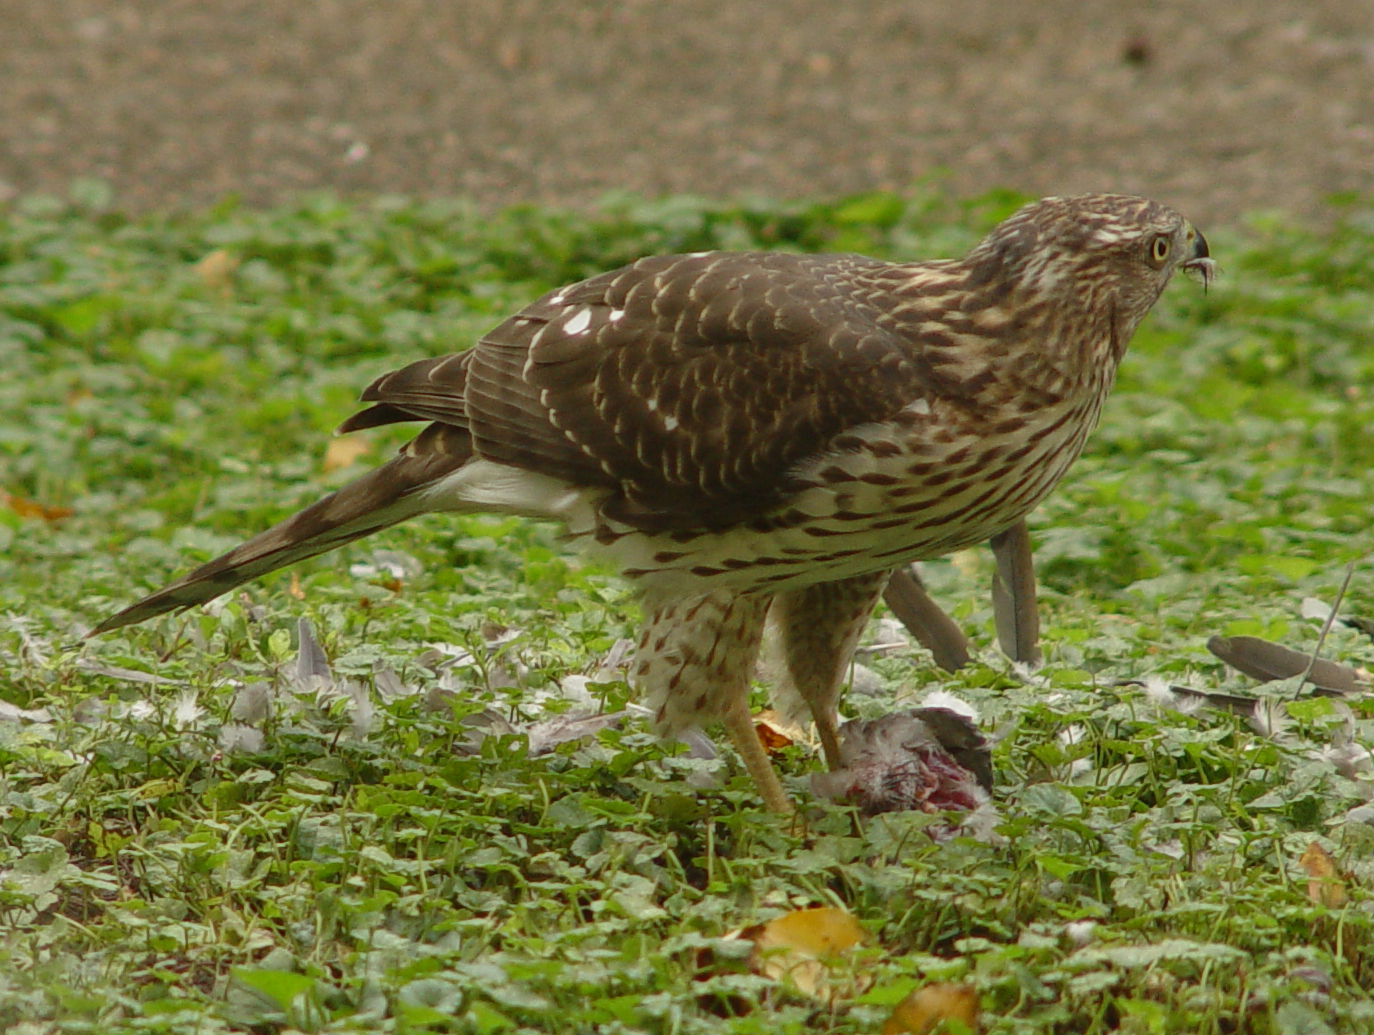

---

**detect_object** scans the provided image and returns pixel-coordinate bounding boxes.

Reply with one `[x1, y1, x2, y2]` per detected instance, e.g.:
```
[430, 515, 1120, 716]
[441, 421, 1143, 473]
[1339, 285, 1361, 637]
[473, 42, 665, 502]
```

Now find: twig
[1298, 560, 1356, 693]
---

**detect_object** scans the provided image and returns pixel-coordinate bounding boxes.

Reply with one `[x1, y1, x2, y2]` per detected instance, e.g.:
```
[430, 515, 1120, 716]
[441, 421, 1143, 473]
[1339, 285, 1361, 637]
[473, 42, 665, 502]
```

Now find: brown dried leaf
[754, 709, 806, 754]
[2, 490, 72, 522]
[194, 248, 240, 294]
[323, 436, 373, 473]
[736, 907, 870, 1003]
[882, 983, 981, 1034]
[1299, 842, 1349, 908]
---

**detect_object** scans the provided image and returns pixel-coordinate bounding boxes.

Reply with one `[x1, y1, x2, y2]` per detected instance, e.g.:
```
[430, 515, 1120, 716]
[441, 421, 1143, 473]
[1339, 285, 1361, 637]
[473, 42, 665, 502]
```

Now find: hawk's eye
[1150, 235, 1171, 264]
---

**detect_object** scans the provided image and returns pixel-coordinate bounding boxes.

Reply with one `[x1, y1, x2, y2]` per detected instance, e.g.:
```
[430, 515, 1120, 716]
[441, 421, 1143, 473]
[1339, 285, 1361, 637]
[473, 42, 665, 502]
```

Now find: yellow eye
[1151, 235, 1171, 263]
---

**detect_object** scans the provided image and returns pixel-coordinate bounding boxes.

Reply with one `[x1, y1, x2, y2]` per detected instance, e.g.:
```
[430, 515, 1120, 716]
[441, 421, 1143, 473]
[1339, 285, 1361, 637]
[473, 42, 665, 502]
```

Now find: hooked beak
[1181, 223, 1219, 289]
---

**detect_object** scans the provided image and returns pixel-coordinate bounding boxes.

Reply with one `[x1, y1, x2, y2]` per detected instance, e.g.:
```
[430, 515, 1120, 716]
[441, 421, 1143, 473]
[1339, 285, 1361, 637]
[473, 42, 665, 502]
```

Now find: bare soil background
[3, 0, 1374, 228]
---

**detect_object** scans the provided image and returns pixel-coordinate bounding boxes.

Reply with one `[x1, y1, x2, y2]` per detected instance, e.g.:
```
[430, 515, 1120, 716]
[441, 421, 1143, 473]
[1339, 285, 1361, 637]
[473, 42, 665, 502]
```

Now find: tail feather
[90, 423, 473, 635]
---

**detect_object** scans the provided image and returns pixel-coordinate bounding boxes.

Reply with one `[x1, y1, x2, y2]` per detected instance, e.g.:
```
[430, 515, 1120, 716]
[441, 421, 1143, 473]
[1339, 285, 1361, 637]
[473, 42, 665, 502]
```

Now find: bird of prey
[92, 194, 1215, 813]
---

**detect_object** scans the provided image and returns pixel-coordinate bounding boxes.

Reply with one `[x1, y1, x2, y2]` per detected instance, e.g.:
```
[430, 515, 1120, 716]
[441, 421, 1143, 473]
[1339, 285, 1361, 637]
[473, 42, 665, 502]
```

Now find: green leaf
[231, 968, 317, 1011]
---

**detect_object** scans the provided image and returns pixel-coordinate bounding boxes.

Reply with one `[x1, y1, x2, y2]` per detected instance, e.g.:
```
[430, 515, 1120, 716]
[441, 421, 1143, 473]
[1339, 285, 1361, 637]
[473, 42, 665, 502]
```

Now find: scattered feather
[592, 637, 636, 677]
[231, 683, 273, 725]
[881, 566, 970, 672]
[1121, 677, 1256, 717]
[372, 666, 414, 702]
[10, 617, 51, 666]
[172, 691, 204, 729]
[294, 618, 331, 691]
[990, 519, 1041, 667]
[75, 659, 186, 688]
[918, 690, 980, 723]
[1139, 675, 1204, 714]
[1341, 804, 1374, 829]
[1063, 920, 1099, 947]
[1248, 699, 1291, 740]
[453, 708, 518, 754]
[219, 724, 265, 754]
[1314, 729, 1374, 783]
[1301, 597, 1335, 623]
[672, 726, 719, 760]
[868, 613, 912, 646]
[846, 661, 885, 696]
[525, 710, 626, 755]
[0, 700, 53, 723]
[423, 684, 458, 714]
[557, 674, 598, 708]
[346, 680, 375, 737]
[1207, 634, 1365, 695]
[1057, 723, 1094, 780]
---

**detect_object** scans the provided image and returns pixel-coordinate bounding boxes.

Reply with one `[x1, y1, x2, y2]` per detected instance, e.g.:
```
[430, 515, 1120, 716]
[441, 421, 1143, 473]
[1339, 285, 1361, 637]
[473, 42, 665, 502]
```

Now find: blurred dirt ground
[3, 0, 1374, 227]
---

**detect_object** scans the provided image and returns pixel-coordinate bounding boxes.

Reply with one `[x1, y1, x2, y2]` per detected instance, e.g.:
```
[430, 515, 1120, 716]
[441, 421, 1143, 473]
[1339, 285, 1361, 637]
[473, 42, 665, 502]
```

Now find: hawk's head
[965, 192, 1214, 326]
[960, 193, 1215, 377]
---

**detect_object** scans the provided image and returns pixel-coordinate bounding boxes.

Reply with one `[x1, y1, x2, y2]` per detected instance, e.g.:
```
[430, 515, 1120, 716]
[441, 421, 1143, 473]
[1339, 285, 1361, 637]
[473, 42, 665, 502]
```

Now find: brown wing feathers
[93, 249, 951, 628]
[335, 353, 473, 433]
[495, 252, 932, 527]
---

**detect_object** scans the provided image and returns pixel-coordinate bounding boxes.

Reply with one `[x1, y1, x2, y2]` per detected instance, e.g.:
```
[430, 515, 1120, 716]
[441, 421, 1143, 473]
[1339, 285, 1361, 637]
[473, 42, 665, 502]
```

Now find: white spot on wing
[663, 415, 680, 431]
[564, 308, 593, 335]
[608, 309, 625, 322]
[910, 398, 931, 415]
[549, 293, 567, 306]
[646, 397, 659, 412]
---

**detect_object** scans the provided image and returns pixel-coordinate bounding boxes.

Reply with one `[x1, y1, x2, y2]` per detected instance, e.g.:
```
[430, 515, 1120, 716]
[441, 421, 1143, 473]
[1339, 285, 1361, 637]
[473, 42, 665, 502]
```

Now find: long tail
[90, 423, 472, 635]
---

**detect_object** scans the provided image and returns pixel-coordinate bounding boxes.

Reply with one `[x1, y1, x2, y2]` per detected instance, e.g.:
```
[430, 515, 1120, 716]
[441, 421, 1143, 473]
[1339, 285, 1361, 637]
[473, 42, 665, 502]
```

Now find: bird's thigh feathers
[762, 571, 891, 727]
[634, 590, 771, 735]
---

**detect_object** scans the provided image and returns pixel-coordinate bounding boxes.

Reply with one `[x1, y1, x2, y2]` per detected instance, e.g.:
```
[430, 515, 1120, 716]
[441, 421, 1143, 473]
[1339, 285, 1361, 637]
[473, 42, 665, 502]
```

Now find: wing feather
[339, 251, 951, 532]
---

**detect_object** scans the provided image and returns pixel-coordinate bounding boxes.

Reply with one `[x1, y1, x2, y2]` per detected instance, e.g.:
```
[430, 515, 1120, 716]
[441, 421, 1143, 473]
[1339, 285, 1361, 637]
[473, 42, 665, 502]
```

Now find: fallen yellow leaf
[194, 248, 239, 295]
[3, 490, 73, 522]
[737, 907, 869, 1003]
[1299, 841, 1349, 908]
[882, 983, 981, 1034]
[323, 436, 373, 473]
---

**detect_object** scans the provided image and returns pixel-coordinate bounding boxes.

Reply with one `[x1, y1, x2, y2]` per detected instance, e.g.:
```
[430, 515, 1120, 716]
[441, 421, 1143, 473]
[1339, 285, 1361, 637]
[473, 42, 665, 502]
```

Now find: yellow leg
[768, 572, 888, 773]
[719, 693, 793, 814]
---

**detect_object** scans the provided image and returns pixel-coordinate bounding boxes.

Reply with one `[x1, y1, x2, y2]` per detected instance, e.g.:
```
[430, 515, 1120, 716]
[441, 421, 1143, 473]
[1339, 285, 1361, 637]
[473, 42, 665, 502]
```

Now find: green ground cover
[4, 185, 1374, 1032]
